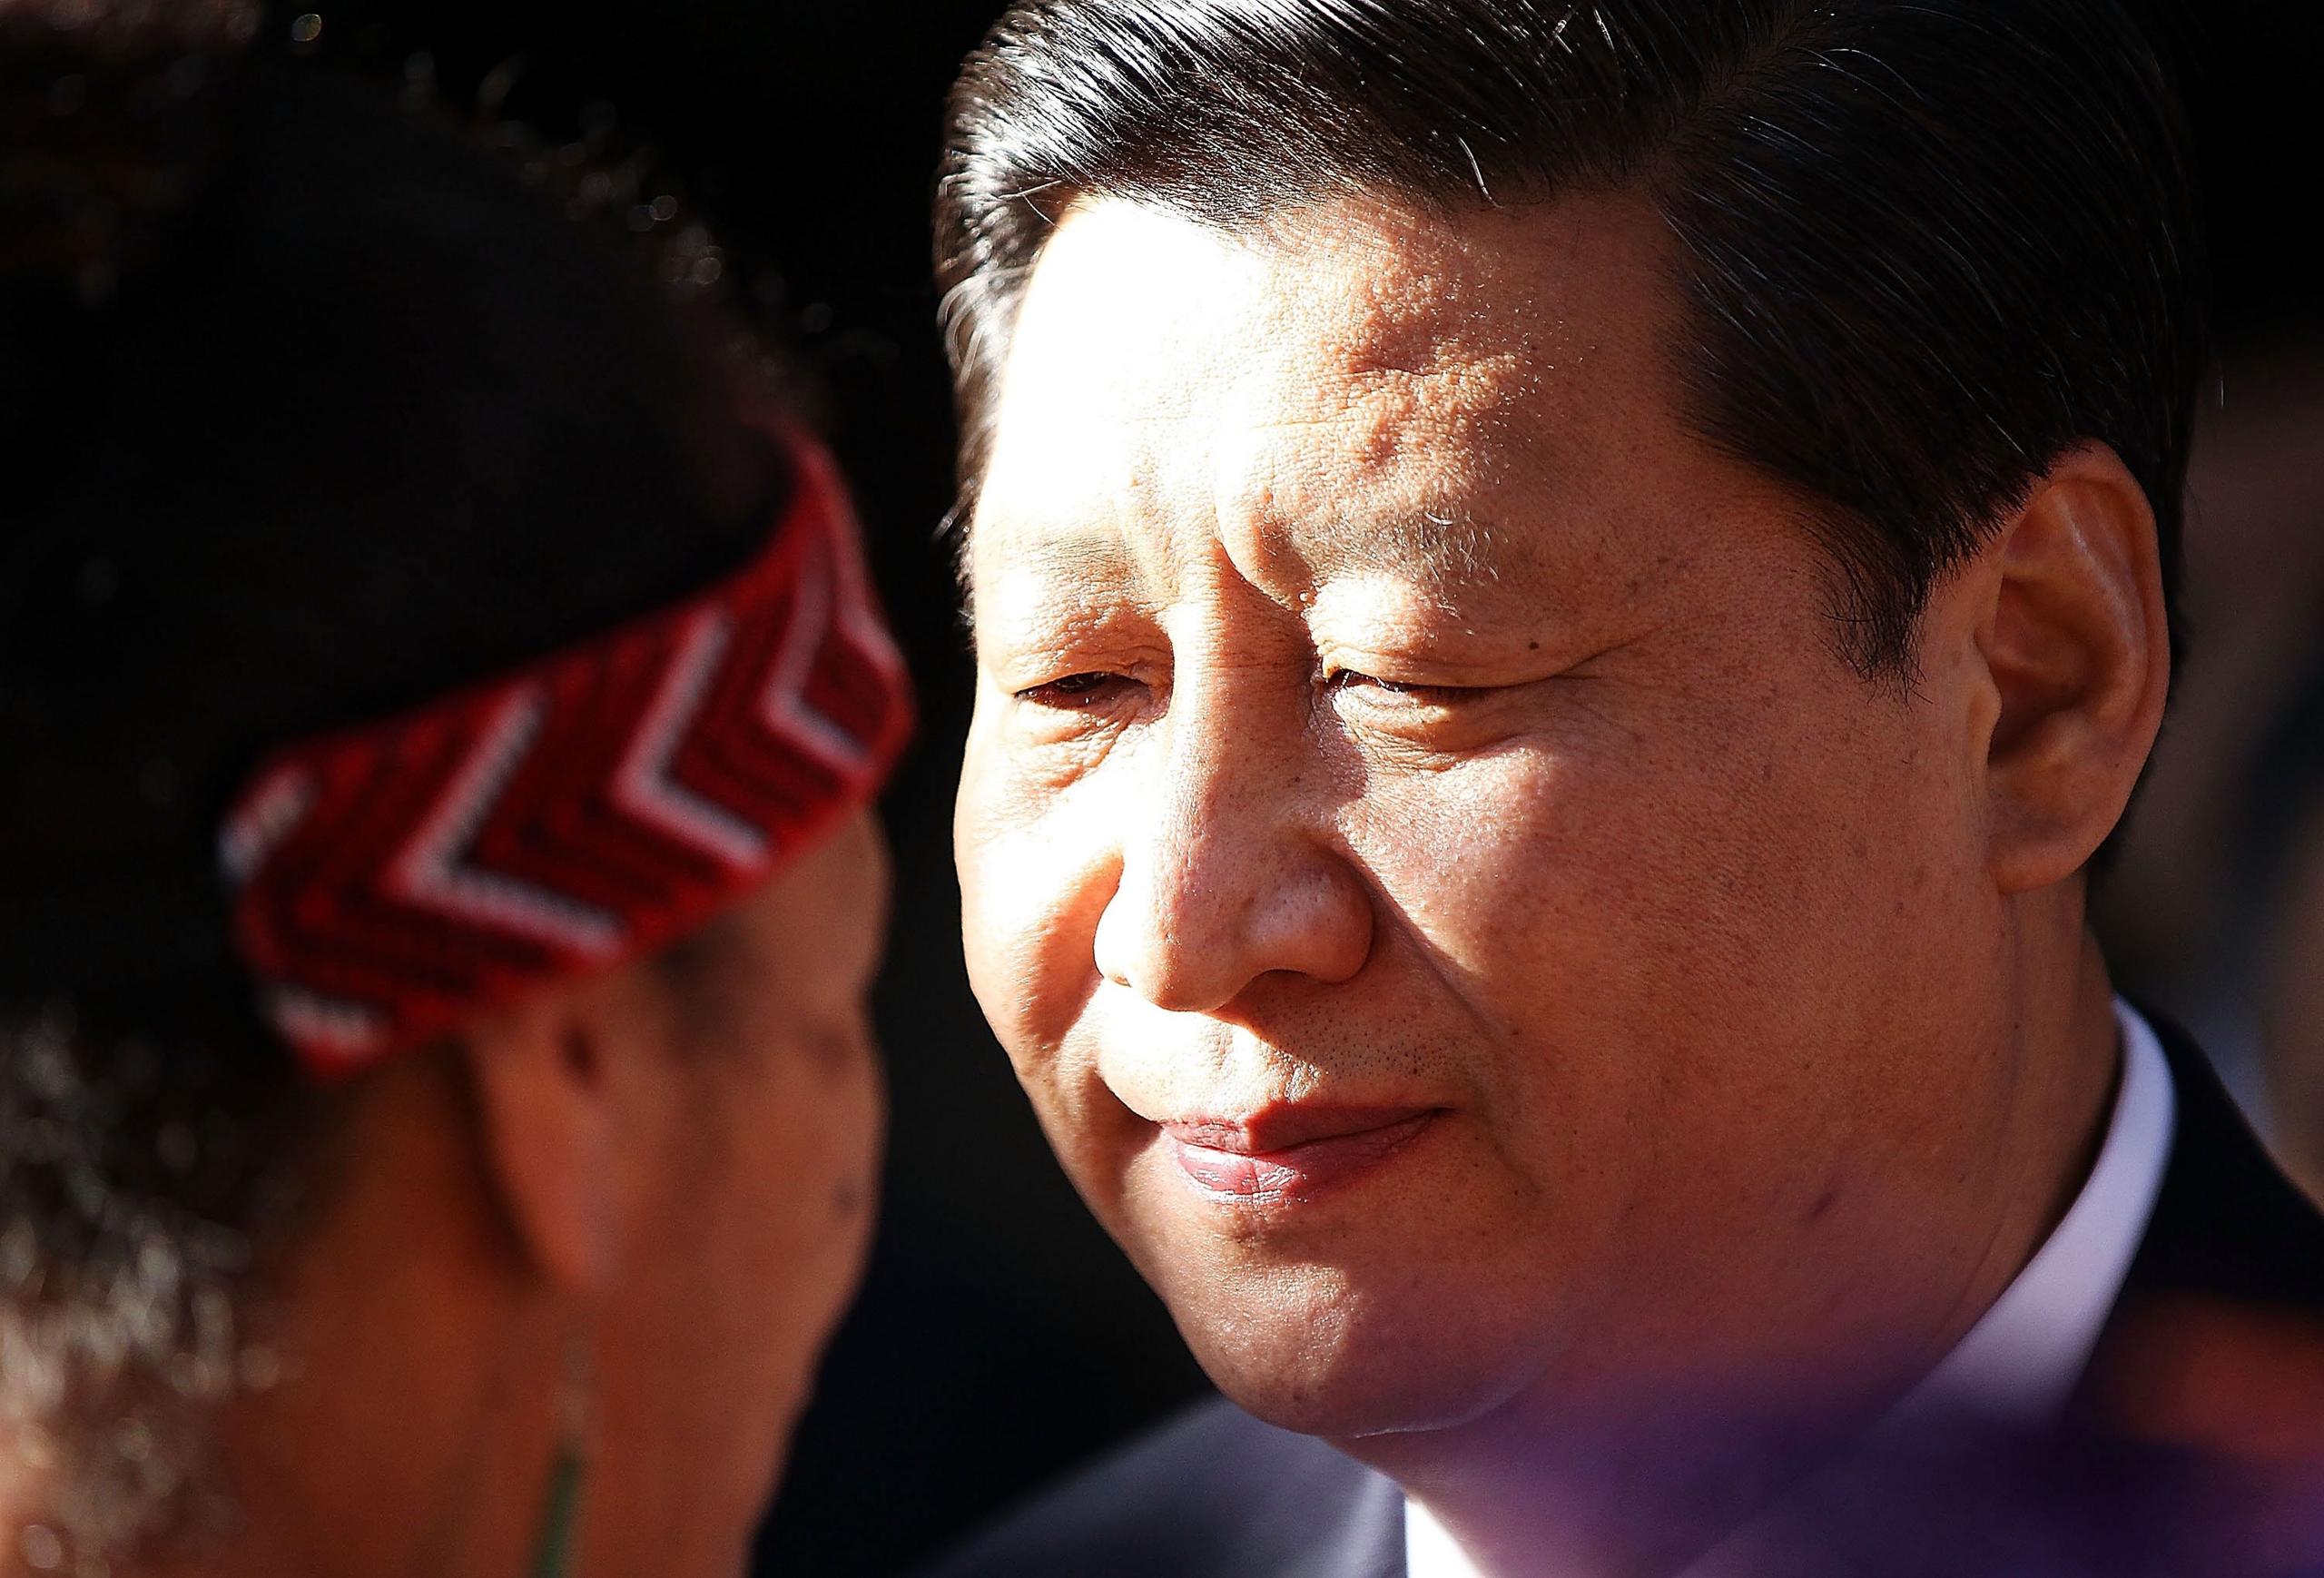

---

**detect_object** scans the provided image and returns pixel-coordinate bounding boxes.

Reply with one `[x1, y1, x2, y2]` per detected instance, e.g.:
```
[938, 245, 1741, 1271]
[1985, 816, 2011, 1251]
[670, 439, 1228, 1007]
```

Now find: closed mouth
[1159, 1106, 1443, 1202]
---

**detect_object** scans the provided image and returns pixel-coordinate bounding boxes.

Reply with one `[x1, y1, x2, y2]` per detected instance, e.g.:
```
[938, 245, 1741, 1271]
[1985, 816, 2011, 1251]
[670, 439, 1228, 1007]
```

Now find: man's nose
[1091, 690, 1373, 1016]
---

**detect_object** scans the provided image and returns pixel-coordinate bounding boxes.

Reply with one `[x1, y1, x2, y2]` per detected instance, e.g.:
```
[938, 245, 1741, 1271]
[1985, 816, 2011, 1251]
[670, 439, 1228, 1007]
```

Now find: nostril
[1091, 884, 1164, 1000]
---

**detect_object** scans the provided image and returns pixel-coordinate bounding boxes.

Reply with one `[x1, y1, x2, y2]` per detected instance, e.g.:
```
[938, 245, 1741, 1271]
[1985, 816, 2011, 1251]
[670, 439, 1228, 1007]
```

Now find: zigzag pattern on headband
[219, 438, 912, 1077]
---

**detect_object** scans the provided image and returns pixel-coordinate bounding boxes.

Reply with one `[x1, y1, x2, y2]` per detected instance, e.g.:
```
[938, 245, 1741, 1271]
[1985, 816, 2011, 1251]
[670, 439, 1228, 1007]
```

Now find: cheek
[1344, 678, 1981, 1182]
[662, 1018, 887, 1320]
[612, 1035, 884, 1522]
[1340, 749, 1666, 1181]
[955, 720, 1120, 1062]
[1375, 674, 1965, 960]
[753, 1029, 885, 1261]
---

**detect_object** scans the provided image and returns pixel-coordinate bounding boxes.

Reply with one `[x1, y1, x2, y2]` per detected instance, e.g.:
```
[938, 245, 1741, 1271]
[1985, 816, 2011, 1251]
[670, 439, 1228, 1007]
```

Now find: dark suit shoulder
[2126, 1011, 2324, 1315]
[2078, 1011, 2324, 1444]
[921, 1396, 1403, 1578]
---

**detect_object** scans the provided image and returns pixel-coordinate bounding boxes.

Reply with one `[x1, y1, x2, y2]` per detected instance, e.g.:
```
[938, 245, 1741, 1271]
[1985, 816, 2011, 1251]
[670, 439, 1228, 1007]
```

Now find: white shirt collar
[1404, 998, 2179, 1578]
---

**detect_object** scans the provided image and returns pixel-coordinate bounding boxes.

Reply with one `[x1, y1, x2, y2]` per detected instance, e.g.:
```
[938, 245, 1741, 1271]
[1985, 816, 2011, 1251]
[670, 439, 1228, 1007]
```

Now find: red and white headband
[219, 433, 912, 1078]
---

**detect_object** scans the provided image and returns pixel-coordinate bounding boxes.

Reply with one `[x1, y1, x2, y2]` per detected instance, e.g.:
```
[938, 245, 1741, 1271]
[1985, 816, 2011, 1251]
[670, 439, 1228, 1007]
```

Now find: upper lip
[1160, 1104, 1439, 1155]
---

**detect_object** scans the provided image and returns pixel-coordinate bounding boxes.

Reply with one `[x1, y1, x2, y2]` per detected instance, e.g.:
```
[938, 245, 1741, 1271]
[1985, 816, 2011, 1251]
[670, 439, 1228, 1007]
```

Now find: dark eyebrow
[961, 528, 1148, 633]
[1295, 505, 1509, 593]
[963, 506, 1521, 631]
[1014, 533, 1145, 583]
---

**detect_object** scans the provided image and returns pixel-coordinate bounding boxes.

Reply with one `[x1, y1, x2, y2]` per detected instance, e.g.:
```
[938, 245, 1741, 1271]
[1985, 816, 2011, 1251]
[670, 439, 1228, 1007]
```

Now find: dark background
[256, 5, 2324, 1573]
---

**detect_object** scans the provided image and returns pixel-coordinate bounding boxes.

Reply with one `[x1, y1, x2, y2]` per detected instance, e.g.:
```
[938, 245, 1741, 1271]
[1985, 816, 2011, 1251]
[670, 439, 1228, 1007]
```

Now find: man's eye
[1015, 672, 1134, 709]
[1324, 669, 1484, 705]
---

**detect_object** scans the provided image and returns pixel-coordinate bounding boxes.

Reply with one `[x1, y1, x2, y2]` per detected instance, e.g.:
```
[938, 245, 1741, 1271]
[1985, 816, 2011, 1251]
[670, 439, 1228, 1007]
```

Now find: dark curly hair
[1, 3, 794, 1554]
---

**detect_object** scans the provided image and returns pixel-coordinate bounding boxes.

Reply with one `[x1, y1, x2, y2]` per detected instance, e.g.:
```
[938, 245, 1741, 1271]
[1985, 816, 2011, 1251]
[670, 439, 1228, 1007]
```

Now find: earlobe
[463, 997, 622, 1297]
[1976, 442, 2171, 893]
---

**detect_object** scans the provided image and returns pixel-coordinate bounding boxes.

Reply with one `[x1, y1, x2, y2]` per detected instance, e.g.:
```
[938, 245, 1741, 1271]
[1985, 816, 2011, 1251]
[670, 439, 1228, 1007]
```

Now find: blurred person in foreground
[931, 1, 2324, 1573]
[0, 5, 910, 1575]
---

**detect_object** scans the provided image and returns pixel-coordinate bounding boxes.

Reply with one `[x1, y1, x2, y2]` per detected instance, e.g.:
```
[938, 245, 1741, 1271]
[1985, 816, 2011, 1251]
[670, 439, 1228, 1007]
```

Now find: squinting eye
[1015, 672, 1135, 709]
[1324, 669, 1484, 705]
[1327, 669, 1413, 695]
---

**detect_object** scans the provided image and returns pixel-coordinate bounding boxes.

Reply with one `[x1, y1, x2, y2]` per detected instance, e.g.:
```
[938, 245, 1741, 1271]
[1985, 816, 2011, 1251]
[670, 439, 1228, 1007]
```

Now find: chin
[1160, 1265, 1546, 1442]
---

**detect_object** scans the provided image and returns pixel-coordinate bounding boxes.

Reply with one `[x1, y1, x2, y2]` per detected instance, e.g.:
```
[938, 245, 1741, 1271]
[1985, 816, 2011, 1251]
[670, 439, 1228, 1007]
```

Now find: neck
[130, 1058, 563, 1578]
[1342, 916, 2126, 1578]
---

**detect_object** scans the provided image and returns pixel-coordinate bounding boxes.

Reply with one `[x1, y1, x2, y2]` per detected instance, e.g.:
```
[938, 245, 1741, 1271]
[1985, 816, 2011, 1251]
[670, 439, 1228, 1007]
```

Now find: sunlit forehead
[981, 201, 1270, 512]
[978, 196, 1581, 615]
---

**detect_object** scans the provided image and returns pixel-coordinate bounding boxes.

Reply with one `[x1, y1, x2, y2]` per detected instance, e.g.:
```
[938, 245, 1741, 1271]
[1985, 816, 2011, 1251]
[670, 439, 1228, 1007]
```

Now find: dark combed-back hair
[934, 0, 2207, 676]
[1, 6, 793, 1552]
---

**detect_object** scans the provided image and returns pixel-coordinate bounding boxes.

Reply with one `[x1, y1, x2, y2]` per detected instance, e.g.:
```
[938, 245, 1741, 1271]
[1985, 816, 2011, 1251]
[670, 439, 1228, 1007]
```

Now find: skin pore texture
[952, 193, 2169, 1574]
[152, 812, 890, 1578]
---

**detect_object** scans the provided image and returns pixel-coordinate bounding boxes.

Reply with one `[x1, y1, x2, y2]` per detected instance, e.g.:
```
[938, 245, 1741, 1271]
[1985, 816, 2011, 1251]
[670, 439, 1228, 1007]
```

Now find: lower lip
[1165, 1112, 1440, 1204]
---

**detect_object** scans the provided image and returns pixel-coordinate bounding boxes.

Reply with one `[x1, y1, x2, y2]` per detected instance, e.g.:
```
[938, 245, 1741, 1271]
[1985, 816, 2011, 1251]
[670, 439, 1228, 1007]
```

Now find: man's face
[956, 194, 2026, 1441]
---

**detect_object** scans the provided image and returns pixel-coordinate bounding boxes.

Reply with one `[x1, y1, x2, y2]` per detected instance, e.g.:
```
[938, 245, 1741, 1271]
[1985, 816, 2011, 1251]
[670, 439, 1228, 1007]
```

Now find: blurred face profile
[954, 195, 2043, 1440]
[595, 810, 890, 1554]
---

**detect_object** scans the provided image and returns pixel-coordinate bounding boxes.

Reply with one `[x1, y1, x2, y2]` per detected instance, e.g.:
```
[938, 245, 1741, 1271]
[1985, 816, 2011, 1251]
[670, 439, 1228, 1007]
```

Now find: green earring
[527, 1435, 586, 1578]
[526, 1334, 593, 1578]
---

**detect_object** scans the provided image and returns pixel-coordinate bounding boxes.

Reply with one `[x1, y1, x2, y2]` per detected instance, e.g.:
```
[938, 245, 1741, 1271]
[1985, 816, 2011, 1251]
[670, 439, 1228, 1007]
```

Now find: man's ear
[460, 987, 624, 1297]
[1972, 441, 2171, 893]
